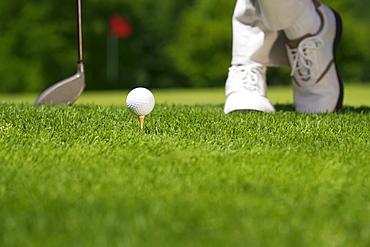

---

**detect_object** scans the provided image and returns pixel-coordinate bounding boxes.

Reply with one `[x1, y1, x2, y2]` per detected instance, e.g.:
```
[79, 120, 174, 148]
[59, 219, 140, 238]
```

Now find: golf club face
[35, 63, 85, 105]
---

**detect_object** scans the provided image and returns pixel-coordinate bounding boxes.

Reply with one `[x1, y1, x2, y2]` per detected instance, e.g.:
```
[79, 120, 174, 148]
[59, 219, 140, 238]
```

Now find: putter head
[35, 63, 85, 105]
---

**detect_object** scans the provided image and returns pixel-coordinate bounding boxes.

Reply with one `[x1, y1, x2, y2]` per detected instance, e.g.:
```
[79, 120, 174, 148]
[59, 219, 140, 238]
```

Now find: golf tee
[138, 115, 145, 130]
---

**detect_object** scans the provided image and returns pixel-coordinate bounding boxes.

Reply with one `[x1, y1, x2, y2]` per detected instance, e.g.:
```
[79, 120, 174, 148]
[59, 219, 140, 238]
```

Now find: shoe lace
[229, 65, 264, 91]
[289, 37, 324, 81]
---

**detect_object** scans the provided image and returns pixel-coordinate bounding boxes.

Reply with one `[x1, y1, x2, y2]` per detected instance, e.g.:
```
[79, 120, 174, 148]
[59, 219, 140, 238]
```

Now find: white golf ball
[126, 87, 155, 116]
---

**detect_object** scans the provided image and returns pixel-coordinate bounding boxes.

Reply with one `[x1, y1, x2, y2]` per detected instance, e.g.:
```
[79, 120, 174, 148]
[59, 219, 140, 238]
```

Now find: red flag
[109, 15, 132, 38]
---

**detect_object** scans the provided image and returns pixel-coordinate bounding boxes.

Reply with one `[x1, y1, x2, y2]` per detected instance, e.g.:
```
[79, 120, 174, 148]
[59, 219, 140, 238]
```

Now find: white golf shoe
[286, 1, 343, 113]
[224, 65, 276, 114]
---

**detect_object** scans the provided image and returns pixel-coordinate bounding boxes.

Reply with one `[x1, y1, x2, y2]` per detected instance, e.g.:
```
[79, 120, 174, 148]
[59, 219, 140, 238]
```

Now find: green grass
[1, 85, 370, 247]
[1, 83, 370, 106]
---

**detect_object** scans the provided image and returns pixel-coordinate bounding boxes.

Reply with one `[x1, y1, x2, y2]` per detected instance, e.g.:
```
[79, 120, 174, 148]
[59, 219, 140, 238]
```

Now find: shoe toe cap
[224, 92, 276, 114]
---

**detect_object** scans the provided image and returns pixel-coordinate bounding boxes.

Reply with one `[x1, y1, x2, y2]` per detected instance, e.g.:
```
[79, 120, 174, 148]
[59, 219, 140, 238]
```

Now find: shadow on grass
[339, 105, 370, 114]
[275, 104, 370, 114]
[275, 104, 295, 112]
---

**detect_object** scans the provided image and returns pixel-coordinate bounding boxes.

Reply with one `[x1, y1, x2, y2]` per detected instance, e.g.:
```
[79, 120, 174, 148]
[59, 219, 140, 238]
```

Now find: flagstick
[138, 115, 145, 130]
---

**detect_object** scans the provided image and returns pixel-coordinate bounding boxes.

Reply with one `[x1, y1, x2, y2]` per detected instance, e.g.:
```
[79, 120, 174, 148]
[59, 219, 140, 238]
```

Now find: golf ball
[126, 87, 155, 116]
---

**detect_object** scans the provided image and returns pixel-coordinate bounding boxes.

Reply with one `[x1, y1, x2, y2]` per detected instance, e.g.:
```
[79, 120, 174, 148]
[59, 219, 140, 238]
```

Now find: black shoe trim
[332, 8, 344, 111]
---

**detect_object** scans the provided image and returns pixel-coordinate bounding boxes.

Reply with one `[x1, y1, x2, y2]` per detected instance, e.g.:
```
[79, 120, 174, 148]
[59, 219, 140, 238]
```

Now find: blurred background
[0, 0, 369, 93]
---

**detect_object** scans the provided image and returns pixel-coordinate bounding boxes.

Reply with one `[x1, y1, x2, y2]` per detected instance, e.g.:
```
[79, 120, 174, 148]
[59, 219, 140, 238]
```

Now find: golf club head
[35, 63, 85, 105]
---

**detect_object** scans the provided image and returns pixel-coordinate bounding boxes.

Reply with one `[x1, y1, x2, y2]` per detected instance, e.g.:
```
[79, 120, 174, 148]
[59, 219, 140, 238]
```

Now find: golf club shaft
[77, 0, 83, 63]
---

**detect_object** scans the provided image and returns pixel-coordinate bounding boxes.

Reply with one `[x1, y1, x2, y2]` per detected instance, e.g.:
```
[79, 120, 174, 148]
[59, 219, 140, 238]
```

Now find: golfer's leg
[225, 0, 278, 114]
[256, 0, 311, 31]
[257, 0, 344, 113]
[231, 0, 280, 66]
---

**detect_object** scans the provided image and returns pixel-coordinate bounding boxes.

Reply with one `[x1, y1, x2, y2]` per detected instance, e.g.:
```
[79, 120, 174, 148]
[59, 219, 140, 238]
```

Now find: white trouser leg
[256, 0, 311, 30]
[231, 0, 311, 67]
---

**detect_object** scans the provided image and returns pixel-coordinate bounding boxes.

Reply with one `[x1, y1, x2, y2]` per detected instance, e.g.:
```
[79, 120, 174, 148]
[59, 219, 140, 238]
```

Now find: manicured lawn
[0, 85, 369, 246]
[1, 83, 370, 106]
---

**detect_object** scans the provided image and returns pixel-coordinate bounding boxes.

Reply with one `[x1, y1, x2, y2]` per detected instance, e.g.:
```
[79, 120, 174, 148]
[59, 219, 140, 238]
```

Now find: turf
[0, 87, 370, 247]
[1, 83, 370, 106]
